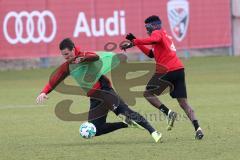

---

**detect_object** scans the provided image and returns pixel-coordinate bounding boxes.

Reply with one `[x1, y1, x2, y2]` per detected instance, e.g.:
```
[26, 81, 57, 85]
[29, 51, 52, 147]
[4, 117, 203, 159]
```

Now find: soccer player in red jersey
[121, 15, 204, 140]
[36, 38, 162, 142]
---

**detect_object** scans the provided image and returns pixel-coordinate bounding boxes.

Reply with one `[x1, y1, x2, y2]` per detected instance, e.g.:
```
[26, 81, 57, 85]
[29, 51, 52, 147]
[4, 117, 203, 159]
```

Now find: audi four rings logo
[3, 10, 57, 44]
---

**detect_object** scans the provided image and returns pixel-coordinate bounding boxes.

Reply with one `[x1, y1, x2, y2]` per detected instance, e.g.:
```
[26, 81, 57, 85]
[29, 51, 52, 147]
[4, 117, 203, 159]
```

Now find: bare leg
[143, 90, 171, 116]
[143, 90, 163, 109]
[143, 90, 177, 131]
[177, 98, 197, 121]
[177, 98, 204, 139]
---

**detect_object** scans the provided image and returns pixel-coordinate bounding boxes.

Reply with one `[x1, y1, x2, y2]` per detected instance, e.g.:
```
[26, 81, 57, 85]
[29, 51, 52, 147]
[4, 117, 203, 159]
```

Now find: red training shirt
[133, 29, 184, 73]
[41, 47, 111, 96]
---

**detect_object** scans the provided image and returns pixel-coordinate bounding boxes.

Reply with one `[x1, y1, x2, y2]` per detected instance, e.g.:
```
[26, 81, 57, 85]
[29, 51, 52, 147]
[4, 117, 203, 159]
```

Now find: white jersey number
[166, 34, 177, 52]
[170, 42, 177, 52]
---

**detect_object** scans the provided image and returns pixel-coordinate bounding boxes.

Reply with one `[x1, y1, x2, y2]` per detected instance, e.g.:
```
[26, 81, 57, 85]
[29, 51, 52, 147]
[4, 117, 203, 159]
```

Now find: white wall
[232, 0, 240, 55]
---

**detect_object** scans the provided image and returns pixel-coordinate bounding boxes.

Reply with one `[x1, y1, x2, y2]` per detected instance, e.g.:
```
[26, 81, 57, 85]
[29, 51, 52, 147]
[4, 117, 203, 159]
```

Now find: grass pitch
[0, 56, 240, 160]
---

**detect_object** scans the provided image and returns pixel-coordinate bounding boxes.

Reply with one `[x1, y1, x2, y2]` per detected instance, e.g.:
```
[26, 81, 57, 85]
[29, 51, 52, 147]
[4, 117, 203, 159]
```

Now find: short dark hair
[144, 15, 161, 24]
[59, 38, 75, 50]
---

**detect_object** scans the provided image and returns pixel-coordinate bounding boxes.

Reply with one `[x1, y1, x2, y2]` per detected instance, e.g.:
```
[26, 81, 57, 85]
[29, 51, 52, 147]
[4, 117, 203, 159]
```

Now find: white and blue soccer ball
[79, 122, 96, 139]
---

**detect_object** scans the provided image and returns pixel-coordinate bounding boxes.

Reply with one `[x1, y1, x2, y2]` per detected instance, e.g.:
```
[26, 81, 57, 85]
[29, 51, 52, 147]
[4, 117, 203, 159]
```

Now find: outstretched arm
[123, 33, 156, 58]
[133, 31, 162, 45]
[36, 62, 70, 104]
[84, 52, 99, 62]
[74, 52, 99, 64]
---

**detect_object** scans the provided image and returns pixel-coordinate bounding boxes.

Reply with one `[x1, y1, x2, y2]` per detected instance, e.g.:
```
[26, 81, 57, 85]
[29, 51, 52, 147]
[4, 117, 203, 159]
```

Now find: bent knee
[178, 99, 188, 107]
[143, 90, 153, 98]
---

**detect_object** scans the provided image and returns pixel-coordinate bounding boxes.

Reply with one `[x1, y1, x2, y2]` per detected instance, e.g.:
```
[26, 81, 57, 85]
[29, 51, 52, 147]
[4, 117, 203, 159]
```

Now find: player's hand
[119, 41, 134, 51]
[36, 93, 48, 104]
[126, 33, 136, 41]
[74, 57, 85, 64]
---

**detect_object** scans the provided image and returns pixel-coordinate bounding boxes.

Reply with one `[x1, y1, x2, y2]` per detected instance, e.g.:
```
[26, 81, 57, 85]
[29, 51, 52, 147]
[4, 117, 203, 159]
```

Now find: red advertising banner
[0, 0, 231, 59]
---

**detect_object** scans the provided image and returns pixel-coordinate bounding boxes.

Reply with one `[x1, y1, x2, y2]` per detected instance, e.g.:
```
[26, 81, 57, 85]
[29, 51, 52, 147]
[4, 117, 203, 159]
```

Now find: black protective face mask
[145, 21, 162, 35]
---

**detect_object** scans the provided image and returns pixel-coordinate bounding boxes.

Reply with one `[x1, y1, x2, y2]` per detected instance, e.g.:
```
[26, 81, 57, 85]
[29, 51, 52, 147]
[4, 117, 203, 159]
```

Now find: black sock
[192, 120, 200, 131]
[159, 104, 169, 116]
[95, 122, 128, 136]
[120, 108, 155, 134]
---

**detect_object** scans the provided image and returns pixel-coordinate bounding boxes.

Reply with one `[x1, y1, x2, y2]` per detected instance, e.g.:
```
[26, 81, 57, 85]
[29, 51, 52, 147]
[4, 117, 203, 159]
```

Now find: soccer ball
[79, 122, 96, 139]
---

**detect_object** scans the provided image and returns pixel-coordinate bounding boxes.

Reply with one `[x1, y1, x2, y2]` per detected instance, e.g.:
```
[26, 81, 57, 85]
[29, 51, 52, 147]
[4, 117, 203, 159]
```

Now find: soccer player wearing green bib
[36, 38, 162, 142]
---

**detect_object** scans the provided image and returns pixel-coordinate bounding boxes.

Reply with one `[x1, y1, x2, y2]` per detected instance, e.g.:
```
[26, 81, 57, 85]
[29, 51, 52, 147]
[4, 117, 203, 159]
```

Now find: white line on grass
[0, 104, 47, 110]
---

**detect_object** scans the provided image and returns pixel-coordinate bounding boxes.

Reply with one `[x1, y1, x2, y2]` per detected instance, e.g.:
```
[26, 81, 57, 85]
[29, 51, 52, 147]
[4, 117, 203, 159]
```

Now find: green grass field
[0, 56, 240, 160]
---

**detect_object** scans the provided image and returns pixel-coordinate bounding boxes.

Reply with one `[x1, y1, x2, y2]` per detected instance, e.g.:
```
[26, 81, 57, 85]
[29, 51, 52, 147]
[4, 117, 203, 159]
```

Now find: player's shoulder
[60, 61, 70, 69]
[152, 29, 166, 37]
[153, 28, 165, 33]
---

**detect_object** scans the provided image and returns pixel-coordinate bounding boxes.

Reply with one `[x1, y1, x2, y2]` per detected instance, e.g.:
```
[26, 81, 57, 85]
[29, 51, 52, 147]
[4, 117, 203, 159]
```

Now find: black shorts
[146, 68, 187, 98]
[88, 76, 129, 127]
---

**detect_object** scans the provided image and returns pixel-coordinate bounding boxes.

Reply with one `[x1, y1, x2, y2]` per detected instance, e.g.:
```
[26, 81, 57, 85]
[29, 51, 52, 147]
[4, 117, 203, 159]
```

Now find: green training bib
[69, 51, 120, 94]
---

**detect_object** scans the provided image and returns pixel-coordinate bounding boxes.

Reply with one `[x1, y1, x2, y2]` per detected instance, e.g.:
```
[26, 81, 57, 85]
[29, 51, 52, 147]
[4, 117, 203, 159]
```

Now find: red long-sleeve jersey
[133, 29, 184, 73]
[41, 47, 111, 96]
